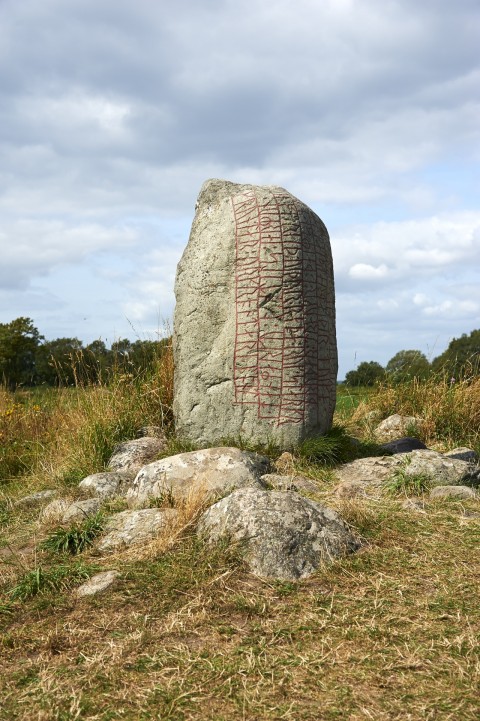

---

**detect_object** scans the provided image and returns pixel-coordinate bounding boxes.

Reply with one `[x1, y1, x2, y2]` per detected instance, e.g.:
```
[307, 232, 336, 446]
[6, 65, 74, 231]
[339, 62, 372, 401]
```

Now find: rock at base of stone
[260, 473, 319, 495]
[62, 498, 102, 524]
[430, 485, 477, 500]
[107, 436, 166, 474]
[380, 437, 428, 454]
[334, 449, 480, 495]
[15, 490, 57, 508]
[173, 179, 337, 449]
[75, 571, 120, 598]
[197, 487, 360, 581]
[79, 471, 135, 499]
[126, 446, 269, 508]
[374, 414, 424, 442]
[97, 508, 178, 552]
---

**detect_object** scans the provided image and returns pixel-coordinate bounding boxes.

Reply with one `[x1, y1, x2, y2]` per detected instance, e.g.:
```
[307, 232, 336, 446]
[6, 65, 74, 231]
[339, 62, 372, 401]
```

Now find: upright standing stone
[173, 179, 337, 449]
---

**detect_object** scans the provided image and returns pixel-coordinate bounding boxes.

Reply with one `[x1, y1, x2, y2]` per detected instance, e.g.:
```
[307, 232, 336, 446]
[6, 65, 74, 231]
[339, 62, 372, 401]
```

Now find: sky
[0, 0, 479, 380]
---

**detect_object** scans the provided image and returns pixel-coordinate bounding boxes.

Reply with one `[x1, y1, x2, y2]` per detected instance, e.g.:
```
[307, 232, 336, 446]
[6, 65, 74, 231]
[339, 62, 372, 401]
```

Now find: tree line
[0, 317, 170, 389]
[344, 329, 480, 386]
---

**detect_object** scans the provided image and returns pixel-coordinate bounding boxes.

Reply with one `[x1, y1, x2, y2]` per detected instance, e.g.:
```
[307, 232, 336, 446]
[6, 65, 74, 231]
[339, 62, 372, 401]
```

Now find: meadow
[1, 352, 479, 720]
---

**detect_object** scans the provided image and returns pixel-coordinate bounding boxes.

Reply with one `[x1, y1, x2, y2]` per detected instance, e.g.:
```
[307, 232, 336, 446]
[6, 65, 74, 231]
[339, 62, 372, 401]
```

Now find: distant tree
[0, 317, 43, 388]
[35, 337, 84, 386]
[385, 350, 430, 382]
[344, 361, 385, 387]
[431, 329, 480, 379]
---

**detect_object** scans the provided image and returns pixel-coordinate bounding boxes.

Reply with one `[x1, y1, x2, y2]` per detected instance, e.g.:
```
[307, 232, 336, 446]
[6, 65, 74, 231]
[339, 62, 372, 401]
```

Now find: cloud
[349, 263, 389, 280]
[0, 220, 138, 289]
[0, 0, 478, 378]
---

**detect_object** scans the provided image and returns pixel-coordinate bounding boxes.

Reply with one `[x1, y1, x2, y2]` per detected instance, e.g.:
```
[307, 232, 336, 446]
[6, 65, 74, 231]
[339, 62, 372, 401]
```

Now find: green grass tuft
[40, 513, 104, 555]
[297, 425, 356, 465]
[385, 459, 432, 496]
[7, 562, 96, 602]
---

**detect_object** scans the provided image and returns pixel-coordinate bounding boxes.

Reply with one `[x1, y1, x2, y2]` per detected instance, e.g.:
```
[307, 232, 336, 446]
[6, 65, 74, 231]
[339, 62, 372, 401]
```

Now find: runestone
[173, 179, 337, 448]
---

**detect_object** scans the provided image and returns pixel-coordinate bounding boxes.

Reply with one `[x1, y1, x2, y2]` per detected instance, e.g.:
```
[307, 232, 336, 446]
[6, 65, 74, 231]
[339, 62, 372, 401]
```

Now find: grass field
[1, 367, 479, 720]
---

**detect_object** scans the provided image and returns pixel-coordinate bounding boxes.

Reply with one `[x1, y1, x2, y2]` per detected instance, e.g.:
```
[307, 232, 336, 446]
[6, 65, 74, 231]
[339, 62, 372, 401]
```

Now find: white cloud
[0, 0, 478, 379]
[349, 263, 389, 280]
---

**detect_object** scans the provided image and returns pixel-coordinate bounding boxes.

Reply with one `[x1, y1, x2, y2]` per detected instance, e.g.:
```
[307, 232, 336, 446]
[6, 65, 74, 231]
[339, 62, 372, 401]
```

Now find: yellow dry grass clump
[350, 373, 480, 451]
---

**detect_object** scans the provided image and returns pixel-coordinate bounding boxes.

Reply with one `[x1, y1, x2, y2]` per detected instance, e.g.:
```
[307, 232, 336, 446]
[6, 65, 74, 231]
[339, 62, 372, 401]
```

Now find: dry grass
[1, 340, 173, 496]
[349, 374, 480, 451]
[1, 365, 480, 719]
[1, 496, 479, 720]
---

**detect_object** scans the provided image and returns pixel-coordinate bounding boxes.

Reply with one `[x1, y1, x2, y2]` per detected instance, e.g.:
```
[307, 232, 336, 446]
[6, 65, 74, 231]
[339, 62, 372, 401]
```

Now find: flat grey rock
[399, 450, 480, 488]
[108, 436, 166, 473]
[97, 508, 178, 552]
[40, 498, 72, 523]
[444, 447, 478, 462]
[197, 487, 360, 581]
[15, 490, 56, 508]
[127, 446, 269, 508]
[63, 498, 102, 524]
[375, 414, 424, 442]
[173, 179, 337, 449]
[335, 449, 480, 493]
[260, 473, 319, 495]
[79, 471, 135, 498]
[430, 485, 477, 500]
[75, 570, 120, 597]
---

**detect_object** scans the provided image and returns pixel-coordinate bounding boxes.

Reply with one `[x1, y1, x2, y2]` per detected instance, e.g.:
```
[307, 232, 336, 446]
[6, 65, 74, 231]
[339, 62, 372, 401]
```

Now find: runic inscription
[232, 188, 333, 426]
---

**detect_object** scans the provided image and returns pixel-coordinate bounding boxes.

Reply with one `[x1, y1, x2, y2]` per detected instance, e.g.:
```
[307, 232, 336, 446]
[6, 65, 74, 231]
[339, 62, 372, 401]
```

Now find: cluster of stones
[15, 412, 479, 597]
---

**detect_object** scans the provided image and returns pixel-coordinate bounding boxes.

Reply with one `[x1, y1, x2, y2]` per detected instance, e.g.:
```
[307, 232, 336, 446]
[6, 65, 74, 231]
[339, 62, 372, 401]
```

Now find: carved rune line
[231, 188, 332, 426]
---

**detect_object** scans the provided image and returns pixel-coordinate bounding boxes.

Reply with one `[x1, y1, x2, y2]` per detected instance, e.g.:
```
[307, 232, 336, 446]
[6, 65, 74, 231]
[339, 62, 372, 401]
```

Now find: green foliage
[0, 317, 172, 388]
[40, 513, 104, 555]
[432, 329, 480, 379]
[345, 361, 385, 387]
[297, 425, 356, 465]
[7, 562, 95, 602]
[0, 317, 43, 388]
[385, 349, 431, 382]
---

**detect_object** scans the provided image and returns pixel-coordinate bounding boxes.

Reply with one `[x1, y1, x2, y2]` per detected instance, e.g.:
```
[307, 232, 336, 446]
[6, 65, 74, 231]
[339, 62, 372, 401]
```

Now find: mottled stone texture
[174, 179, 337, 448]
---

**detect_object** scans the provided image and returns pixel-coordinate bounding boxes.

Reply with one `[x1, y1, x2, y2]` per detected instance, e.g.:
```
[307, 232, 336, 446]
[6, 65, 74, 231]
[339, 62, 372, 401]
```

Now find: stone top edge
[197, 178, 293, 206]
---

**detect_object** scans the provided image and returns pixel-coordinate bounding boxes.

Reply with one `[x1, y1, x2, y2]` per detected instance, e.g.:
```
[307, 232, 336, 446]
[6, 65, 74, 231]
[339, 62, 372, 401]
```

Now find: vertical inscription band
[232, 188, 330, 426]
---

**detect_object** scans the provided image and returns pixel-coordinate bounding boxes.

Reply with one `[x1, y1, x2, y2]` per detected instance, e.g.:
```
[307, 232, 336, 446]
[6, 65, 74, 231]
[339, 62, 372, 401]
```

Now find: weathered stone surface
[63, 498, 102, 524]
[334, 455, 403, 490]
[197, 488, 360, 580]
[108, 437, 166, 473]
[380, 437, 428, 454]
[97, 509, 178, 552]
[260, 473, 319, 495]
[40, 498, 71, 523]
[375, 414, 424, 441]
[401, 450, 480, 488]
[335, 449, 480, 493]
[79, 471, 135, 498]
[75, 570, 120, 598]
[444, 447, 478, 462]
[430, 485, 477, 500]
[334, 481, 369, 499]
[173, 179, 337, 449]
[15, 490, 56, 508]
[127, 446, 269, 508]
